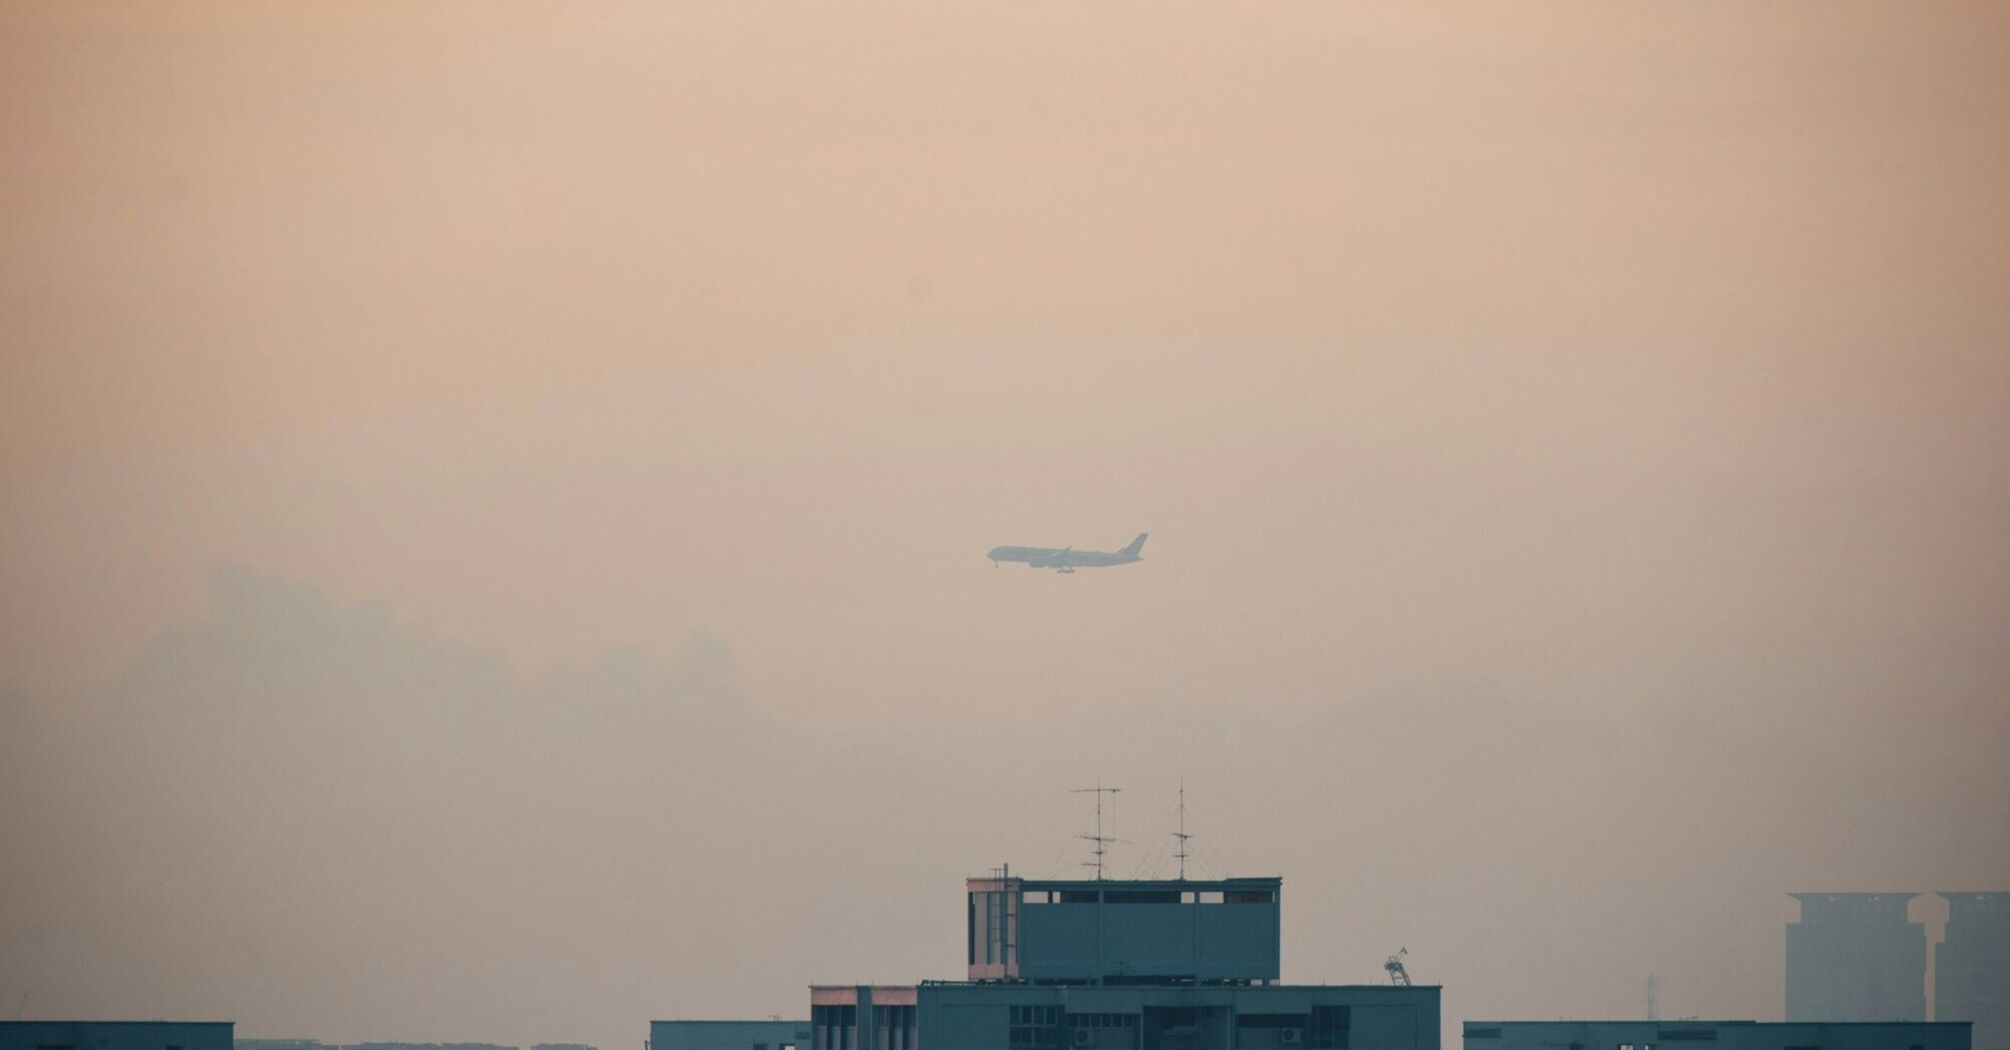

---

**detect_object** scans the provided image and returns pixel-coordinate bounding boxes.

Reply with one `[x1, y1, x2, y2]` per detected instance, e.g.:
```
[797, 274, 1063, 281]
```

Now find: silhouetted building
[1937, 893, 2010, 1050]
[652, 1020, 810, 1050]
[1463, 1021, 1968, 1050]
[1786, 893, 1927, 1022]
[967, 876, 1282, 985]
[812, 981, 1433, 1050]
[808, 870, 1439, 1050]
[2, 1022, 234, 1050]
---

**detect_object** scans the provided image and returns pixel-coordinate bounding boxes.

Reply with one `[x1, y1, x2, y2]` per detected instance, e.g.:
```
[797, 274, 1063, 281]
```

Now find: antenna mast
[1173, 778, 1193, 881]
[1071, 780, 1122, 880]
[1385, 948, 1413, 987]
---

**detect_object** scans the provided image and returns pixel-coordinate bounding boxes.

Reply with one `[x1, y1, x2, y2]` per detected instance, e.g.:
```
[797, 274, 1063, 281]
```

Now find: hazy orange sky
[3, 5, 2007, 1050]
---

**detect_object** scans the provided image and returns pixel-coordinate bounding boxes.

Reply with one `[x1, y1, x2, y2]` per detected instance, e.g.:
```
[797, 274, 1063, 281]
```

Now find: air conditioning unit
[1073, 1030, 1094, 1048]
[1280, 1032, 1302, 1045]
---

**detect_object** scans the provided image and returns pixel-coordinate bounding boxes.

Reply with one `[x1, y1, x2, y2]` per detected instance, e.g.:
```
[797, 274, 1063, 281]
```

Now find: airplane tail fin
[1120, 532, 1149, 558]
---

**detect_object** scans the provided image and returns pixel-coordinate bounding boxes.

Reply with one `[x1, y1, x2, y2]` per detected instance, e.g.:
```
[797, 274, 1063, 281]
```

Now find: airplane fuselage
[987, 533, 1148, 572]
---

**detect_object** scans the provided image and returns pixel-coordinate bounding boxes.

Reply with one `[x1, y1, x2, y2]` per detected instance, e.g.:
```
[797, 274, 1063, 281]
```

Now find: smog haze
[3, 7, 2008, 1050]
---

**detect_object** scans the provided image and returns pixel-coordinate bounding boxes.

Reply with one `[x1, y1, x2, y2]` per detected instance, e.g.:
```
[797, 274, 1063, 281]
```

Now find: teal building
[1463, 1021, 1969, 1050]
[2, 1022, 234, 1050]
[807, 871, 1439, 1050]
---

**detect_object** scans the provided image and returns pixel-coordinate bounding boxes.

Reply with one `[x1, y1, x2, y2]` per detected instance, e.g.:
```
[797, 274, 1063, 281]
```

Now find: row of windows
[1016, 890, 1276, 905]
[1010, 1007, 1063, 1026]
[1069, 1015, 1139, 1029]
[811, 1004, 857, 1050]
[1007, 1028, 1063, 1050]
[876, 1007, 916, 1050]
[1238, 1016, 1307, 1030]
[811, 1004, 916, 1050]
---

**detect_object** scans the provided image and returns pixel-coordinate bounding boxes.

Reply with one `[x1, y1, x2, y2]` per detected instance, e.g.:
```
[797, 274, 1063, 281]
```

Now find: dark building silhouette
[1786, 893, 1927, 1022]
[1937, 893, 2010, 1050]
[1463, 1021, 1968, 1050]
[651, 1021, 809, 1050]
[3, 1022, 234, 1050]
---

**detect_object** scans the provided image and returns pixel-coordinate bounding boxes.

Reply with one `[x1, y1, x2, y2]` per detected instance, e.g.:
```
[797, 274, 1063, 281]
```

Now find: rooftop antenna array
[1072, 780, 1123, 881]
[1173, 778, 1194, 881]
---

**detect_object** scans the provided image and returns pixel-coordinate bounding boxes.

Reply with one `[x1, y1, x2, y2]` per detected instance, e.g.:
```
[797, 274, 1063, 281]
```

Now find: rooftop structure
[968, 875, 1283, 985]
[803, 864, 1436, 1050]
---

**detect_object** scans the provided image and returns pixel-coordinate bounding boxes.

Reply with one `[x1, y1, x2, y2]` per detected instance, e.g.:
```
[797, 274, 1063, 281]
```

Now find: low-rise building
[652, 1020, 811, 1050]
[810, 981, 1436, 1050]
[2, 1021, 234, 1050]
[1462, 1020, 1970, 1050]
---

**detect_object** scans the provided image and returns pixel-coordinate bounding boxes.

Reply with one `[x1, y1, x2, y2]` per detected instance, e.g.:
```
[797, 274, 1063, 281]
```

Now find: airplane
[987, 533, 1148, 573]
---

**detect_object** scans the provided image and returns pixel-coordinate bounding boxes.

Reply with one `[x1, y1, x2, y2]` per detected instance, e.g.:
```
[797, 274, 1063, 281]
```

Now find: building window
[1238, 1016, 1309, 1030]
[1309, 1007, 1351, 1050]
[876, 1005, 916, 1050]
[1064, 1014, 1137, 1050]
[814, 1003, 858, 1050]
[1011, 1005, 1062, 1050]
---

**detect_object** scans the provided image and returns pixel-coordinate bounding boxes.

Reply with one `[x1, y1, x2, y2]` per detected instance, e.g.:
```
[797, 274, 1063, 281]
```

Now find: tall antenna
[1071, 780, 1122, 880]
[1173, 778, 1193, 881]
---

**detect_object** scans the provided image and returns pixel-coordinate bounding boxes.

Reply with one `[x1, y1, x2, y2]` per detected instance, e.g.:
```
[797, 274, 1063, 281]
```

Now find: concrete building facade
[2, 1022, 234, 1050]
[1786, 894, 1927, 1022]
[1936, 893, 2010, 1050]
[1463, 1022, 1968, 1050]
